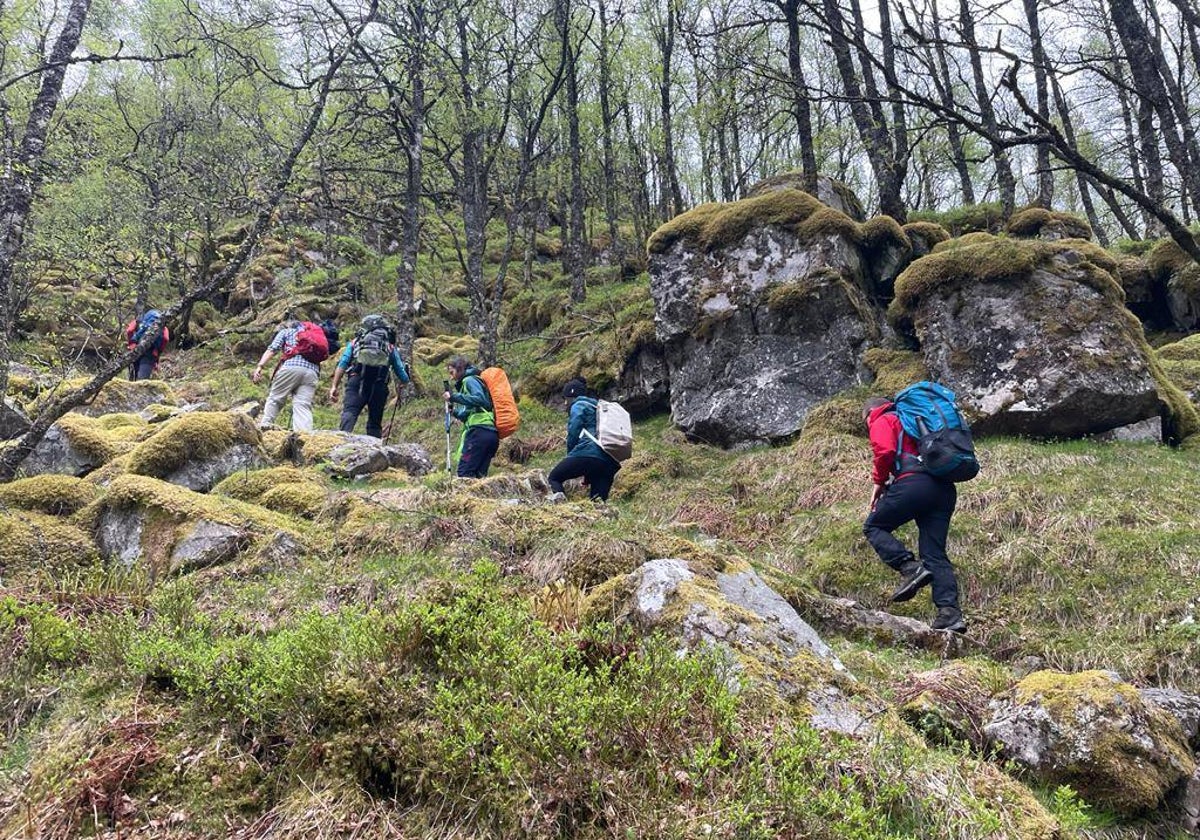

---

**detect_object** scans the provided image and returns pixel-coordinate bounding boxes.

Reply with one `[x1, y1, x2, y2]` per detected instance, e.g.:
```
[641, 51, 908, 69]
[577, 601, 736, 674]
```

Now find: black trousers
[458, 426, 499, 478]
[129, 355, 155, 381]
[863, 472, 959, 608]
[548, 455, 620, 500]
[339, 373, 389, 438]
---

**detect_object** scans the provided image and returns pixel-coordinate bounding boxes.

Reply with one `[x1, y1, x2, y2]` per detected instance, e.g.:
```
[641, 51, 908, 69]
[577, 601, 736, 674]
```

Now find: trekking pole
[443, 379, 453, 472]
[384, 395, 400, 444]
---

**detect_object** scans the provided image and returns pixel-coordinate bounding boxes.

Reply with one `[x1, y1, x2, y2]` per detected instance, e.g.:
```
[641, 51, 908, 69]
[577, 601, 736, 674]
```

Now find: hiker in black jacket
[546, 378, 621, 502]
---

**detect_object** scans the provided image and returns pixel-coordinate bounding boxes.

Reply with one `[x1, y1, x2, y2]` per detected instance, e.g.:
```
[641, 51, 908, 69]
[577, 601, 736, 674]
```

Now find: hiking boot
[545, 491, 567, 503]
[891, 559, 932, 603]
[931, 606, 967, 633]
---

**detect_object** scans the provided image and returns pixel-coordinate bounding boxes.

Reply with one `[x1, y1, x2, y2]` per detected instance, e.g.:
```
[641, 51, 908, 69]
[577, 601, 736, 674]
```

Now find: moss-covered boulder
[983, 670, 1195, 816]
[1159, 334, 1200, 406]
[17, 415, 118, 478]
[586, 556, 870, 735]
[1147, 239, 1200, 331]
[70, 379, 178, 418]
[1005, 208, 1093, 242]
[647, 190, 894, 446]
[745, 171, 867, 222]
[90, 474, 307, 576]
[0, 509, 100, 584]
[127, 412, 269, 492]
[891, 236, 1174, 439]
[0, 474, 100, 515]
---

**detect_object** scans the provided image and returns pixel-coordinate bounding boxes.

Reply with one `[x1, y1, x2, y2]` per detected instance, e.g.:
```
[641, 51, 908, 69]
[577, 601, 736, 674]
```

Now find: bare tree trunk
[820, 0, 905, 218]
[596, 0, 620, 253]
[780, 0, 818, 193]
[395, 0, 427, 380]
[959, 0, 1016, 213]
[655, 0, 684, 216]
[560, 0, 587, 302]
[1109, 0, 1200, 217]
[0, 0, 92, 401]
[927, 1, 974, 205]
[1021, 0, 1053, 207]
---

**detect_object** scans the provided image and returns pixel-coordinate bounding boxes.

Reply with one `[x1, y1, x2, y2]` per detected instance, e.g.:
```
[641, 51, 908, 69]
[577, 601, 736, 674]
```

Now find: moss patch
[0, 475, 100, 515]
[127, 412, 262, 479]
[648, 190, 829, 254]
[413, 334, 481, 366]
[214, 467, 315, 502]
[864, 348, 929, 394]
[0, 509, 100, 584]
[1006, 207, 1093, 241]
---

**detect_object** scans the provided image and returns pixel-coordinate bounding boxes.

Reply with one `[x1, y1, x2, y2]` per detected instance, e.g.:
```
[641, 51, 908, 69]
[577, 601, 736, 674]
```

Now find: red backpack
[283, 321, 330, 364]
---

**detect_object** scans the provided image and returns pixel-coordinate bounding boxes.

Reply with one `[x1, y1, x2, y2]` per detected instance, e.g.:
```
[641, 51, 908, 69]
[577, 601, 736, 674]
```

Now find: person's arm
[253, 331, 285, 383]
[449, 376, 491, 410]
[329, 343, 354, 399]
[565, 401, 585, 452]
[389, 348, 411, 385]
[867, 414, 898, 508]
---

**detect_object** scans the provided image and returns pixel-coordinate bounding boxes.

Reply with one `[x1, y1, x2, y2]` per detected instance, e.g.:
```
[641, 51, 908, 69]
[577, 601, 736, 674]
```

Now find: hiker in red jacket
[124, 309, 170, 381]
[862, 397, 966, 633]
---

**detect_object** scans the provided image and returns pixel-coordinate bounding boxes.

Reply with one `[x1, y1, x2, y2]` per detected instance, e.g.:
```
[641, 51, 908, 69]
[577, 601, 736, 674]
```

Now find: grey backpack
[583, 399, 633, 462]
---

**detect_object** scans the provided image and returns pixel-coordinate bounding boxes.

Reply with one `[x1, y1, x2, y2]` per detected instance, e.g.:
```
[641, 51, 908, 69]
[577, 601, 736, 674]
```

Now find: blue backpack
[892, 381, 980, 482]
[132, 310, 163, 346]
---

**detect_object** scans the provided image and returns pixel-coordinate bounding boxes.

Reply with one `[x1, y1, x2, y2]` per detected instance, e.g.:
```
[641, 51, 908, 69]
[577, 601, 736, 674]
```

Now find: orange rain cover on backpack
[479, 367, 520, 439]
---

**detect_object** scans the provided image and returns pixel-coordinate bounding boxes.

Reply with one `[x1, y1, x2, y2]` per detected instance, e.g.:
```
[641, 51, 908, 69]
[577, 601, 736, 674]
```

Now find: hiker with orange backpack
[443, 355, 503, 477]
[252, 319, 331, 432]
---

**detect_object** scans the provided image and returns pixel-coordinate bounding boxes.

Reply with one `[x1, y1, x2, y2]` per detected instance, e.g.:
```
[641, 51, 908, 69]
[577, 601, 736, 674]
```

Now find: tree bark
[655, 0, 684, 216]
[958, 0, 1016, 213]
[927, 0, 974, 205]
[0, 0, 92, 401]
[596, 0, 620, 253]
[1021, 0, 1053, 207]
[780, 0, 817, 193]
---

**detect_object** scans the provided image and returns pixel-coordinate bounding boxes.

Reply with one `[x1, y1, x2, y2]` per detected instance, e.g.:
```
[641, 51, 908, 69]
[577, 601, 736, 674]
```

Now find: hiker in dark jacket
[443, 355, 498, 478]
[862, 397, 966, 633]
[546, 378, 620, 502]
[124, 310, 170, 381]
[327, 318, 411, 439]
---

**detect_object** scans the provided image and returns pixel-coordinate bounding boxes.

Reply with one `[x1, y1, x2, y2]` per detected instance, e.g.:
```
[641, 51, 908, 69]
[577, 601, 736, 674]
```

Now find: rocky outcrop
[325, 436, 432, 479]
[127, 411, 269, 492]
[891, 236, 1164, 438]
[984, 670, 1195, 815]
[648, 190, 893, 446]
[93, 474, 305, 576]
[1005, 208, 1093, 242]
[603, 342, 669, 417]
[586, 557, 874, 736]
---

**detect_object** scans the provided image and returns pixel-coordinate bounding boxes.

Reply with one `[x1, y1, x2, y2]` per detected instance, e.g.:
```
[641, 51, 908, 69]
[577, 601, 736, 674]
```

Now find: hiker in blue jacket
[547, 377, 620, 502]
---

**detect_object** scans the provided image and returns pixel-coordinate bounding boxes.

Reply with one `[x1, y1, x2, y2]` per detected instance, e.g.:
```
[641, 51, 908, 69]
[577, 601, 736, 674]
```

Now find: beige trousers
[260, 365, 318, 432]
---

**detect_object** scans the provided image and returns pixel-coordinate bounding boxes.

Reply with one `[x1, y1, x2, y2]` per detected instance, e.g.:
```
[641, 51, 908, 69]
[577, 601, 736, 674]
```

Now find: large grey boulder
[170, 520, 251, 573]
[588, 557, 870, 736]
[649, 191, 889, 446]
[983, 669, 1195, 816]
[325, 435, 433, 479]
[71, 379, 177, 417]
[165, 443, 269, 493]
[20, 423, 110, 477]
[0, 399, 30, 441]
[893, 237, 1163, 438]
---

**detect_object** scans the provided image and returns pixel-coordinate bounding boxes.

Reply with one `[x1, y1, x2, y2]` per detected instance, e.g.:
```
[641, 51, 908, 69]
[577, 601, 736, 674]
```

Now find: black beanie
[562, 378, 587, 400]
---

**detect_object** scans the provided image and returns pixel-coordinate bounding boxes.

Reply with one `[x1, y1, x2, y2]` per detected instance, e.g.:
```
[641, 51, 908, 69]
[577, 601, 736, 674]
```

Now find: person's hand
[869, 483, 885, 512]
[251, 366, 263, 384]
[442, 391, 452, 402]
[328, 388, 337, 402]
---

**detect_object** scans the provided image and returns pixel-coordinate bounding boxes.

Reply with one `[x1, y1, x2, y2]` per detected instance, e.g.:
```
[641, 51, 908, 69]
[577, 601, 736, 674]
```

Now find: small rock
[170, 520, 250, 573]
[0, 398, 30, 441]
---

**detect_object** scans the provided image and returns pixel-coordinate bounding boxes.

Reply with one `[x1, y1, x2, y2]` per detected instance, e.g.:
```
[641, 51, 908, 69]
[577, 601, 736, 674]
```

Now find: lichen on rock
[0, 474, 100, 515]
[984, 669, 1195, 816]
